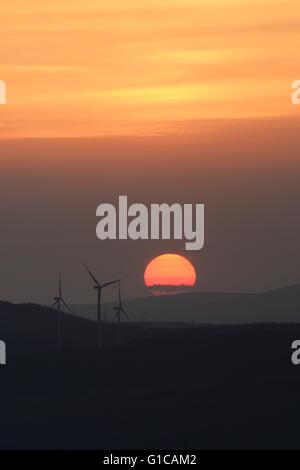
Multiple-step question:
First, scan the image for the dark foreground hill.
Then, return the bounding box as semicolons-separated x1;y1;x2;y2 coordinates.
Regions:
1;323;300;449
0;301;145;352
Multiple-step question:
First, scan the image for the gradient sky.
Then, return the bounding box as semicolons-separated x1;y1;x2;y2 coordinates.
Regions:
0;1;299;304
1;0;299;138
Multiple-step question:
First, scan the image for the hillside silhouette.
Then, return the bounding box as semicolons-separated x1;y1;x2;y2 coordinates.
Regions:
0;301;143;353
1;322;300;449
1;285;300;449
1;284;299;353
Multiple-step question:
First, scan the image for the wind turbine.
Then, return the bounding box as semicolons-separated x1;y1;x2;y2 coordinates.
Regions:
83;264;120;348
50;271;73;351
113;280;130;345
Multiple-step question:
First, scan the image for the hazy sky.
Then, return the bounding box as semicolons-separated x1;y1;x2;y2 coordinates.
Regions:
0;1;299;304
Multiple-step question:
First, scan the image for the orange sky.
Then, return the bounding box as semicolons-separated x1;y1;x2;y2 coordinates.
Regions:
0;0;299;138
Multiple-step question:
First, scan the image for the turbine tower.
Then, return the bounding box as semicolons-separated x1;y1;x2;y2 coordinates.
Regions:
50;271;73;351
83;264;119;348
113;280;130;345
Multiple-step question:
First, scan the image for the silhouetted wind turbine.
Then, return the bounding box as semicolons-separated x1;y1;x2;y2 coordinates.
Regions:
113;280;130;345
50;271;73;351
83;264;120;348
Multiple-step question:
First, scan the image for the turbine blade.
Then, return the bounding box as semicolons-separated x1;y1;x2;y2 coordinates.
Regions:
102;279;120;288
50;301;58;309
83;264;100;286
61;299;74;314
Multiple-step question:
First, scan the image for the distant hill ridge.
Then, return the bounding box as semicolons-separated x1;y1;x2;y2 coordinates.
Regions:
73;284;300;323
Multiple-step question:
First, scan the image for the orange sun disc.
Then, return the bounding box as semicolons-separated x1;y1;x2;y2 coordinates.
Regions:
144;253;196;294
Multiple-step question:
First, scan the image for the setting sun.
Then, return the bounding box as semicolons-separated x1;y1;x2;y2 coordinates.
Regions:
144;254;196;294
